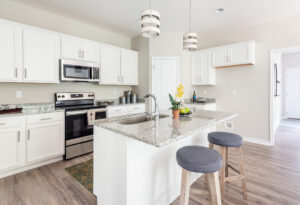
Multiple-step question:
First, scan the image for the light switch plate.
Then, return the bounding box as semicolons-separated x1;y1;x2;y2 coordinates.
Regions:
16;91;23;98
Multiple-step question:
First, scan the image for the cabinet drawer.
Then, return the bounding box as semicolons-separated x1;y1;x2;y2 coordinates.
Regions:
0;116;22;128
27;112;64;125
128;104;145;114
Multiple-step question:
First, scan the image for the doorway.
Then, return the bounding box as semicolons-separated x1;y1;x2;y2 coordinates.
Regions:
270;47;300;145
151;57;180;111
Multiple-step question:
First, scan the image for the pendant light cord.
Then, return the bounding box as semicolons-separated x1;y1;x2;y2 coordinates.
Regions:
189;0;192;32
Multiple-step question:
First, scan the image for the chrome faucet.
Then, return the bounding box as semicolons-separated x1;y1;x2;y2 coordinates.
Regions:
144;94;159;120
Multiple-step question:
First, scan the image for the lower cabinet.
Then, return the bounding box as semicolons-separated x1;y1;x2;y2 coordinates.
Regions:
0;127;22;172
0;112;64;178
27;122;64;164
107;104;146;118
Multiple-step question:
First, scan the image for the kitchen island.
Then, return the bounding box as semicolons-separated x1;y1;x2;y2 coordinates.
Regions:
93;110;237;205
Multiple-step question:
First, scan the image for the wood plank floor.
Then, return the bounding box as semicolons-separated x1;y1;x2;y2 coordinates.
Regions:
0;125;299;205
171;126;300;205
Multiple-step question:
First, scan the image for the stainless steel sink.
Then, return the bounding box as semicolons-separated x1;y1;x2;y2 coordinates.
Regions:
118;114;169;125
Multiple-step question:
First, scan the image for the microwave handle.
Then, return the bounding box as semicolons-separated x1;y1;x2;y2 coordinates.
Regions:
66;110;88;116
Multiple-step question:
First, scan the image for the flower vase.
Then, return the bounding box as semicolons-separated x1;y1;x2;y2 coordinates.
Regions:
172;109;180;119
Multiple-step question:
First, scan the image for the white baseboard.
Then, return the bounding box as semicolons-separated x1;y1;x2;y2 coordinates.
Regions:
243;137;272;146
0;156;63;179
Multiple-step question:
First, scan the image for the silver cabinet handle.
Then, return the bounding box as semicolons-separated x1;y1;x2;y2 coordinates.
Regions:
118;75;120;82
17;131;20;142
15;67;18;78
24;68;27;78
0;123;6;126
40;117;52;121
28;130;30;140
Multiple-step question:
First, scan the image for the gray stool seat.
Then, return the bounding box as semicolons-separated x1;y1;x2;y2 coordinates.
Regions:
176;146;222;173
208;132;243;147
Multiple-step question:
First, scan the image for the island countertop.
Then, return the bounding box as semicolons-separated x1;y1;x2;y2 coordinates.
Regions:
94;110;237;147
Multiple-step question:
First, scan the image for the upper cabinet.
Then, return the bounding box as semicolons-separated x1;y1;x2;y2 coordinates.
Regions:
61;36;99;63
100;44;121;84
0;21;22;82
211;41;255;68
100;44;139;85
191;49;216;85
121;49;138;85
23;28;60;83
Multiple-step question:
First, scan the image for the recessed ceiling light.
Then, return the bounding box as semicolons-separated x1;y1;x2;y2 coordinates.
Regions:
214;8;224;14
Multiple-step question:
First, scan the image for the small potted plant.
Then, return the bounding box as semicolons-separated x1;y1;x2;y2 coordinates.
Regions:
169;84;184;119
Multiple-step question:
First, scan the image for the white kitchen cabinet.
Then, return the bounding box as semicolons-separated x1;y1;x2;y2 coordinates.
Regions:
23;28;60;83
0;112;64;178
100;44;121;84
107;104;146;118
0;126;22;172
0;20;22;82
211;46;230;68
211;41;255;68
26;122;64;164
188;103;217;111
121;49;138;85
191;49;216;85
61;35;99;62
229;41;255;66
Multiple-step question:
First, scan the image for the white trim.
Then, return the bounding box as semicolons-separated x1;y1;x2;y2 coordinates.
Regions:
0;156;62;179
269;46;300;146
243;137;272;146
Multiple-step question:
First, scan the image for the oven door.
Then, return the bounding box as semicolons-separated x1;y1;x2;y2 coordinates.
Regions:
65;110;93;141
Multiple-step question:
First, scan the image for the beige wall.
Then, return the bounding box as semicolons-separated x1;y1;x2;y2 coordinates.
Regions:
194;14;300;143
0;0;132;104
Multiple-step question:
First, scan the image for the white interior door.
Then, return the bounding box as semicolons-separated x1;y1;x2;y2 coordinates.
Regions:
152;57;179;111
286;68;300;119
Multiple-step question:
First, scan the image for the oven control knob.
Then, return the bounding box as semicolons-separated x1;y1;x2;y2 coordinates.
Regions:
62;95;65;98
57;95;61;98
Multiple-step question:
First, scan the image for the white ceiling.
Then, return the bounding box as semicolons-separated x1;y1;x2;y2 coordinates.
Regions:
13;0;300;37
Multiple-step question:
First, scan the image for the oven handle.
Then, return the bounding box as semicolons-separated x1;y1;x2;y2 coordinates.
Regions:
66;108;108;116
66;110;88;116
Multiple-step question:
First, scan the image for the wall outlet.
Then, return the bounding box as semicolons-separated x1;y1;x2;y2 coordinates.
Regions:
224;121;234;129
16;91;23;98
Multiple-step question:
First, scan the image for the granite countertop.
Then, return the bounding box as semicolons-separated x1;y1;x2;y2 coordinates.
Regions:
184;98;216;105
94;110;237;147
0;103;64;117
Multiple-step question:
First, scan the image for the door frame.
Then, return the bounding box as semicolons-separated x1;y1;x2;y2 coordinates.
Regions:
269;46;300;146
150;57;180;111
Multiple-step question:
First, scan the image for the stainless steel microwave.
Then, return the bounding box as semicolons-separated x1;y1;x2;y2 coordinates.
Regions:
60;59;100;82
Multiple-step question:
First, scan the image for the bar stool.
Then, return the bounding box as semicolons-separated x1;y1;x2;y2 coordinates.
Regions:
176;146;222;205
208;132;247;197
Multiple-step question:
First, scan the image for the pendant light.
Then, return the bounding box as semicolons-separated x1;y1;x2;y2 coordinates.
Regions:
140;0;160;38
183;0;198;51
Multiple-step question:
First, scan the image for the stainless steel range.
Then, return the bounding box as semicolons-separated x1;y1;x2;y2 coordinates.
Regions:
55;92;107;160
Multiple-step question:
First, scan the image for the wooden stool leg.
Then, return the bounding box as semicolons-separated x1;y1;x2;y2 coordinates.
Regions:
208;172;222;205
209;142;213;149
225;147;229;177
237;147;247;197
219;146;226;196
180;168;191;205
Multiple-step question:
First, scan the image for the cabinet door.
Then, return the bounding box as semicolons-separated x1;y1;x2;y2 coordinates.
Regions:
23;28;60;83
27;122;64;164
191;51;201;85
100;44;121;84
0;128;21;172
81;40;99;63
61;36;81;60
0;21;22;82
200;50;210;84
211;46;229;67
230;41;255;65
121;49;138;85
